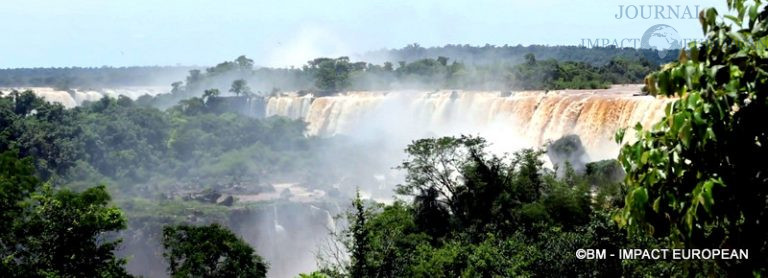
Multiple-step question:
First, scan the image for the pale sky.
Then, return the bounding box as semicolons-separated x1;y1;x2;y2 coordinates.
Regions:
0;0;726;68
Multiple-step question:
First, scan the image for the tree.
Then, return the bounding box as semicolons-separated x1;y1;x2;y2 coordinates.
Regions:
235;55;254;71
171;81;184;94
19;185;130;277
175;97;206;116
412;187;450;240
229;79;251;97
322;135;607;277
616;0;768;275
396;136;487;207
349;190;371;278
524;53;536;65
162;224;268;278
436;56;449;66
12;90;44;116
311;57;351;93
203;88;220;101
0;150;39;274
0;150;130;277
186;70;203;85
396;135;589;236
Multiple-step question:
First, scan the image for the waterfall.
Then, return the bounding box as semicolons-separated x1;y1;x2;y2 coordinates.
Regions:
266;94;314;119
273;205;285;234
264;85;671;160
0;87;169;108
7;85;672;160
310;205;337;233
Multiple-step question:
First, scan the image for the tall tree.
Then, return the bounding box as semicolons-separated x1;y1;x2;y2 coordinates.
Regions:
349;190;371;278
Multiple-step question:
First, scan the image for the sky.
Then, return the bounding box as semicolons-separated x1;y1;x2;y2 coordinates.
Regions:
0;0;726;68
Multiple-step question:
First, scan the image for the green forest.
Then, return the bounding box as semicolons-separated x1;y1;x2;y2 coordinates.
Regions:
0;66;192;89
138;51;659;108
1;46;665;106
1;0;768;277
0;91;304;276
152;52;659;104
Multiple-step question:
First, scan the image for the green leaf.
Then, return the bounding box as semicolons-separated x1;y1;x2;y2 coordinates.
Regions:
632;187;649;207
615;128;626;144
724;15;742;26
700;180;715;213
706;8;718;27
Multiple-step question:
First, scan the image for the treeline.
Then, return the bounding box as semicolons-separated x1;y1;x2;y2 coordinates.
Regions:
148;52;657;108
307;53;655;91
0;66;192;89
509;53;655;90
1;45;667;108
0;45;669;92
361;43;676;66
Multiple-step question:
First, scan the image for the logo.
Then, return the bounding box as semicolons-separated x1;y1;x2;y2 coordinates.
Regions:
615;5;700;20
578;3;704;59
641;24;682;58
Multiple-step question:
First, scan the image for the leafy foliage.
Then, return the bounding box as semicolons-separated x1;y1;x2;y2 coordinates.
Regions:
306;57;353;94
318;135;630;277
229;79;252;97
617;0;768;275
19;185;130;277
0;90;313;195
509;55;610;90
143;49;662;107
162;224;268;278
0;150;130;277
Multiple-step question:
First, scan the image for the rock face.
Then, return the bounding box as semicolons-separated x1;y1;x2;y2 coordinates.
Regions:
182;189;221;203
180;189;236;207
547;134;589;177
216;195;235;206
205;96;266;118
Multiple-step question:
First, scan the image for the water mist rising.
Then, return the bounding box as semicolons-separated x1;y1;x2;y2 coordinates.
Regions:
265;84;671;161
